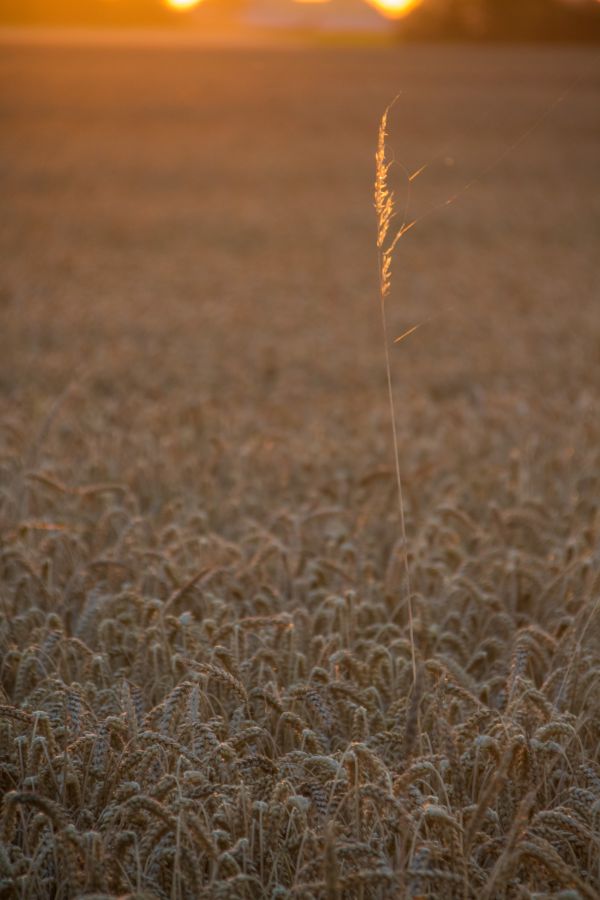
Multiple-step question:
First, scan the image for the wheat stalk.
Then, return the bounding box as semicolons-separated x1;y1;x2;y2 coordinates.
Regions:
374;100;417;686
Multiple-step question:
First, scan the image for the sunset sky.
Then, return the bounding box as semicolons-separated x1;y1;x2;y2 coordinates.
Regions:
0;0;425;21
2;0;600;34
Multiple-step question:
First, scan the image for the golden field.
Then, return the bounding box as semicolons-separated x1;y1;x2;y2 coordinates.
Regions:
0;42;599;898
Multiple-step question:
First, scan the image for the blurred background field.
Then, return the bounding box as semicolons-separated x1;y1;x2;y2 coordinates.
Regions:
1;44;599;519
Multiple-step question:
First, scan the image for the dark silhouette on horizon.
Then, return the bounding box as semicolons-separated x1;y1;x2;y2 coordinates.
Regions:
401;0;600;41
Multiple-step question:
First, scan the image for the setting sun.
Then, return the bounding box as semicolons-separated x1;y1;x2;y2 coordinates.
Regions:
166;0;202;10
366;0;423;18
162;0;424;20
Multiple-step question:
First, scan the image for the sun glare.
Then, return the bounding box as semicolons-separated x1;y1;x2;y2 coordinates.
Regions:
367;0;423;19
166;0;202;10
163;0;423;18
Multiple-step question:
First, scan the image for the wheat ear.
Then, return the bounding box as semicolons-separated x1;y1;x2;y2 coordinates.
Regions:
374;100;417;685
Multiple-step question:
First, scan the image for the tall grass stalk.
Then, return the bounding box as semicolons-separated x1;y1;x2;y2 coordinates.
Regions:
374;102;417;685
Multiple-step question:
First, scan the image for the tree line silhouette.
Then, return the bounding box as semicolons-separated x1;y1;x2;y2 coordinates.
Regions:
402;0;600;41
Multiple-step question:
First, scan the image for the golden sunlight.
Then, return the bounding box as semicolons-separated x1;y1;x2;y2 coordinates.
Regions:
166;0;203;10
366;0;423;19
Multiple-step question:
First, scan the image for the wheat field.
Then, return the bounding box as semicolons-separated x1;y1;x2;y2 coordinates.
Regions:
1;43;599;899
